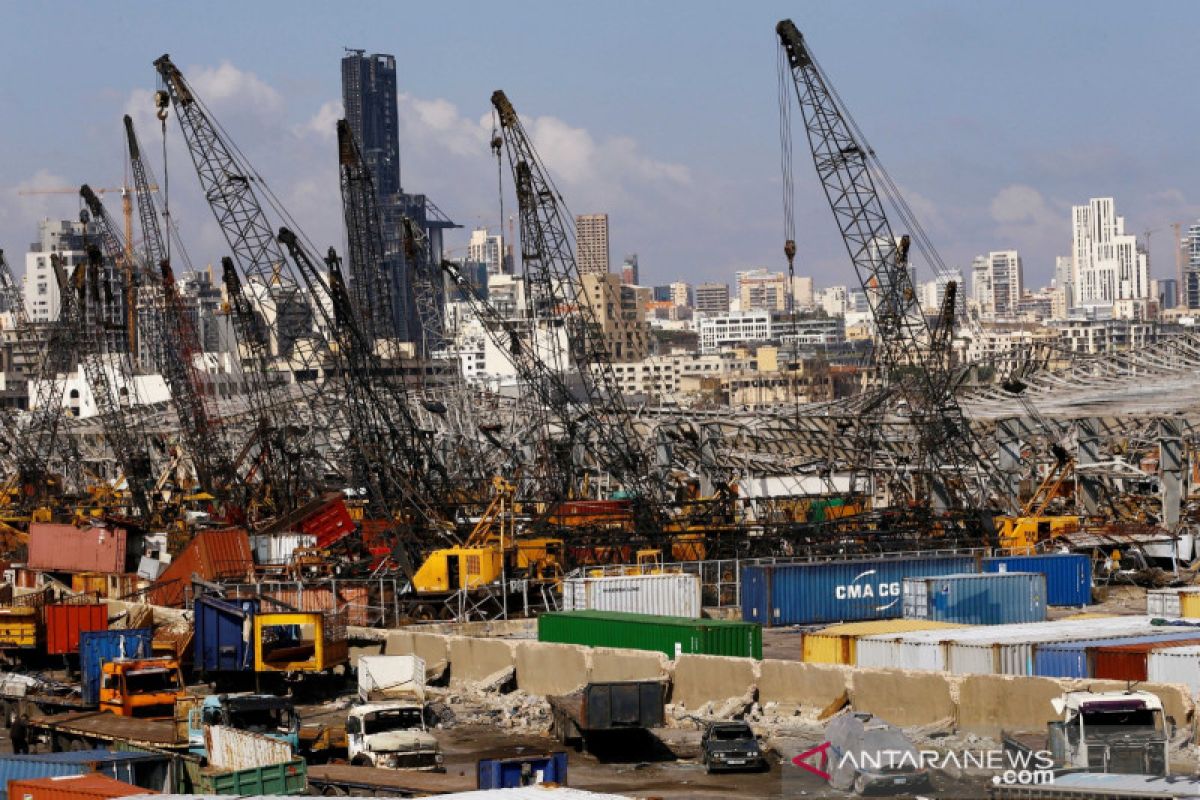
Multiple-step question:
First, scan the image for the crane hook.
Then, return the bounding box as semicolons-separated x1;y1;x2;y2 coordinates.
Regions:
154;90;170;121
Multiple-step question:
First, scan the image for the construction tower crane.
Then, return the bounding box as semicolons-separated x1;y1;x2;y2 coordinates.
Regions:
775;21;1010;514
488;90;667;529
124;115;234;494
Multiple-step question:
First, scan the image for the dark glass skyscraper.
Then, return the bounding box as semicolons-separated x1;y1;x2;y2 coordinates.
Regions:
341;49;456;350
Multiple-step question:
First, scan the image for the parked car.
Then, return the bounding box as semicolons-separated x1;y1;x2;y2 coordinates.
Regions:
825;712;930;795
701;721;767;773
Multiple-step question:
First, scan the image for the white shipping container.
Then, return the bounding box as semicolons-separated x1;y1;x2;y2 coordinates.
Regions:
1147;645;1200;696
204;724;293;770
856;617;1162;673
1146;587;1200;619
561;572;701;618
251;533;317;565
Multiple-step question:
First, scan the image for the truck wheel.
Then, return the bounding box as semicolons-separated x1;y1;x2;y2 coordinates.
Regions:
321;786;348;796
68;738;88;751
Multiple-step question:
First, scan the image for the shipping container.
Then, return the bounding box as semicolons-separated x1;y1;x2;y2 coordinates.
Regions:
253;611;348;673
203;725;293;771
183;757;306;796
1146;587;1200;619
259;493;355;551
538;610;761;660
561;573;701;618
982;553;1092;606
1090;637;1200;682
79;629;152;706
194;596;259;674
7;773;151;800
71;574;108;598
477;753;568;790
1147;645;1200;696
1032;630;1200;678
801;619;967;665
854;617;1169;674
27;525;126;574
741;555;978;627
901;573;1047;625
149;530;253;608
1178;592;1200;620
45;604;108;656
250;534;316;566
0;752;171;800
0;607;38;649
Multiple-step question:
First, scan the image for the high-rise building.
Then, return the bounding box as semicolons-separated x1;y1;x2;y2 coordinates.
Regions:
621;254;639;286
694;282;729;315
575;214;610;275
1071;197;1149;308
468;228;508;276
792;276;814;310
578;273;649;362
669;282;692;308
970;252;1023;318
737;269;788;312
1151;277;1178;311
1186;222;1200;309
342;49;456;348
1054;255;1074;309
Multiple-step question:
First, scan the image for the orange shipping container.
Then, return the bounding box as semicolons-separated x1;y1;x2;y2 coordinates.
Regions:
45;603;108;655
27;524;126;574
7;773;152;800
1091;638;1200;681
149;529;253;607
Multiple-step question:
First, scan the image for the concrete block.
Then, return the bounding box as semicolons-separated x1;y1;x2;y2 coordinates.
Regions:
956;674;1065;736
383;631;415;656
348;642;384;670
851;668;954;727
758;659;849;709
514;641;589;696
590;647;670;683
409;632;450;669
447;635;516;685
671;654;758;709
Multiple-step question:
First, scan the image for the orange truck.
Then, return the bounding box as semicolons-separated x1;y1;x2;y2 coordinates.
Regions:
98;657;186;718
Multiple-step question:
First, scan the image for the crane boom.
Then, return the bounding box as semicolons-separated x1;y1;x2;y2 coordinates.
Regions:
776;21;1006;512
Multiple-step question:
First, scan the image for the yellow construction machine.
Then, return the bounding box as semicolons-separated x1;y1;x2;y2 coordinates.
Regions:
995;455;1081;553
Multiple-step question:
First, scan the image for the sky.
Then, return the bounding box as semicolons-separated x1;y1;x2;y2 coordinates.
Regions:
1;0;1198;291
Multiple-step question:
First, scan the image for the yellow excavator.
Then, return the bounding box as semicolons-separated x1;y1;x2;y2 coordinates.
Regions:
995;451;1081;554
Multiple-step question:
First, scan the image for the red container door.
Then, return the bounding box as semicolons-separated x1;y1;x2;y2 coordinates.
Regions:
45;604;109;655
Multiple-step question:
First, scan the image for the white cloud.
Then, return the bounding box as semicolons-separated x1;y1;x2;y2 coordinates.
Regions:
188;62;284;120
294;100;343;142
989;184;1052;226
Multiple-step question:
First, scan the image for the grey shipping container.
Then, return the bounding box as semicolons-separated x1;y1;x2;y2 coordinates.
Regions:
741;555;979;626
0;751;172;800
902;572;1047;625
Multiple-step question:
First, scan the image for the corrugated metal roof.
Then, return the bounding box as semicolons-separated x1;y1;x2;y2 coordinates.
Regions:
809;619;967;636
1039;771;1200;797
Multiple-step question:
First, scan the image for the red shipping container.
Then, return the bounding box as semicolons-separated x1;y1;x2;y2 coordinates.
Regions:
1091;638;1200;681
26;524;127;574
44;603;108;655
8;773;152;800
149;528;253;607
300;497;356;550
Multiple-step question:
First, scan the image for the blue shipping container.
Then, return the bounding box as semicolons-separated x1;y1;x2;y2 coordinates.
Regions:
741;555;979;626
80;628;152;706
983;554;1092;606
0;751;171;800
1033;630;1200;678
477;752;568;789
902;572;1047;625
194;596;259;673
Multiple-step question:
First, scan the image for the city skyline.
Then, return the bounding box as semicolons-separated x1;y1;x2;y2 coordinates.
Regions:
0;2;1198;292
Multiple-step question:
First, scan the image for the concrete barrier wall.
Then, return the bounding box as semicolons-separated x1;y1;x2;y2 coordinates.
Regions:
372;627;1196;736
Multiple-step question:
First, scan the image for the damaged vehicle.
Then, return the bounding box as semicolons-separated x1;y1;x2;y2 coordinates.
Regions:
824;712;931;795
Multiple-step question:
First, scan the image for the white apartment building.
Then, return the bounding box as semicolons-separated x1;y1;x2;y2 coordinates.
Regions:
575;214;610;275
971;251;1022;318
1071;197;1149;308
609;351;753;400
669;281;692;308
467;227;507;275
698;310;773;352
736;269;788;312
23;218;100;323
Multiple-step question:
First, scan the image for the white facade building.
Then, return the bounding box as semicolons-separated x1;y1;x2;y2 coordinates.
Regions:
468;227;507;276
971;252;1022;318
698;310;773;353
1071;197;1149;308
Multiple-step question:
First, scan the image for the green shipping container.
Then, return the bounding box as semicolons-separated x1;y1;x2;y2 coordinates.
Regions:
538;610;762;659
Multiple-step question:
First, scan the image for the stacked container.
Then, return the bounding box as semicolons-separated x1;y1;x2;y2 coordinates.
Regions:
1032;630;1200;678
538;610;762;659
1092;638;1200;681
44;605;107;656
561;573;701;618
982;553;1091;606
741;554;978;627
1146;587;1200;619
0;752;170;800
801;619;966;665
901;573;1046;625
6;774;150;800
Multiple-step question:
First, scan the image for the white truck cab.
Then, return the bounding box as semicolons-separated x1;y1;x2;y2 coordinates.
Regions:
347;655;442;771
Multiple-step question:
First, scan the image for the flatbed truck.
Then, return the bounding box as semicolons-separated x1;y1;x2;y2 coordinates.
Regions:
306;763;472;797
